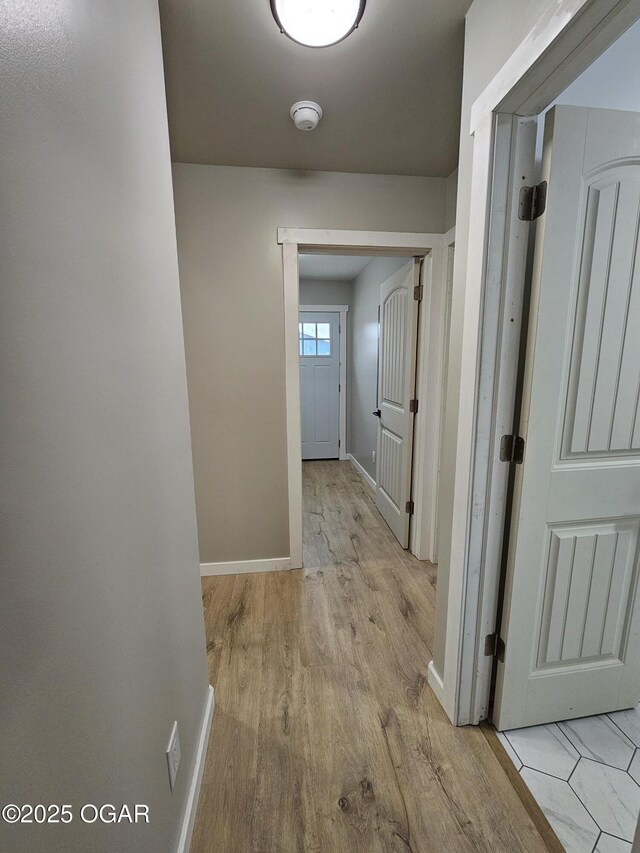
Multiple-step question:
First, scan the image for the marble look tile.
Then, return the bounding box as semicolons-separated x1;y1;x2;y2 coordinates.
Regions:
559;716;635;770
627;750;640;786
505;723;579;779
570;758;640;841
594;834;632;853
497;730;522;770
520;767;600;853
608;706;640;747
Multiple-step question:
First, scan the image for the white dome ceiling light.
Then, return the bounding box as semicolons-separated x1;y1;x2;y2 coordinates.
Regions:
290;101;323;131
271;0;367;48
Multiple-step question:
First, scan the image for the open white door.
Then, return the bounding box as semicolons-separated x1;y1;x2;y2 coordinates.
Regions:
494;106;640;730
375;259;420;548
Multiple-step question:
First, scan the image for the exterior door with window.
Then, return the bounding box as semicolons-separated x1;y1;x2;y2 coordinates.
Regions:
299;312;340;460
494;106;640;730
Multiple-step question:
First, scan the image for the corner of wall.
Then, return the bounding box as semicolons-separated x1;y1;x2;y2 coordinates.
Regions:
445;168;459;233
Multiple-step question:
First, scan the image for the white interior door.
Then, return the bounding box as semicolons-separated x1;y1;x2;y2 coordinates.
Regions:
375;260;420;547
299;312;340;460
494;106;640;730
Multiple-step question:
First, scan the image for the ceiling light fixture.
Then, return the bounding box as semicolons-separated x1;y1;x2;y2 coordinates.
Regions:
270;0;366;48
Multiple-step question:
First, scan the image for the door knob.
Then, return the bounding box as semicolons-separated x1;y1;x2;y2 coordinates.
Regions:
373;409;381;418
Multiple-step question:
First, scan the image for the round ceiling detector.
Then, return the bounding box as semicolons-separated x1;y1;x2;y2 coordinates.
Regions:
271;0;366;48
290;101;323;132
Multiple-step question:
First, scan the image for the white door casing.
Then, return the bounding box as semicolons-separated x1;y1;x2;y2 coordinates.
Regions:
299;311;340;460
434;241;455;562
375;259;421;548
455;114;539;726
410;237;455;563
279;232;442;571
494;105;640;730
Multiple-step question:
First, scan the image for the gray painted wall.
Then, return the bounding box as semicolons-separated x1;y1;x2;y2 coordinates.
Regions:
0;3;209;851
299;278;353;307
349;258;409;480
173;164;446;564
444;168;459;233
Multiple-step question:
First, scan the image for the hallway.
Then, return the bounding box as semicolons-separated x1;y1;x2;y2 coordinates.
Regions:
192;461;552;852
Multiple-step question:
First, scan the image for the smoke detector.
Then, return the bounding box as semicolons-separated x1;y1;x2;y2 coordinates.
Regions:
290;101;323;132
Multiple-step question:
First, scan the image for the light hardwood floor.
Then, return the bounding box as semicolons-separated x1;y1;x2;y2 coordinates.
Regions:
192;460;552;852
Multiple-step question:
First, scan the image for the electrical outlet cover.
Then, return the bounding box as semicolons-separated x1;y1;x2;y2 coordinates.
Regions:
166;721;181;791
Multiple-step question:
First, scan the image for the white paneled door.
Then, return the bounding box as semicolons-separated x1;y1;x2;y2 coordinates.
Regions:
299;312;340;460
375;260;420;548
494;106;640;730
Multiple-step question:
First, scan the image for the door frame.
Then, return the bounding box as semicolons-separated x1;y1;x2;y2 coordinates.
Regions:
299;304;349;461
278;228;445;568
443;0;640;726
411;227;455;562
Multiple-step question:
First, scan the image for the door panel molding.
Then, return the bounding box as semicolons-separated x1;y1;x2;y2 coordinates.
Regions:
536;518;640;669
561;165;640;459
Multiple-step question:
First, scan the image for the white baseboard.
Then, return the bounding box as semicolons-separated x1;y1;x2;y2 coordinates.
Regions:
347;453;376;493
427;660;446;708
176;684;215;853
200;557;291;577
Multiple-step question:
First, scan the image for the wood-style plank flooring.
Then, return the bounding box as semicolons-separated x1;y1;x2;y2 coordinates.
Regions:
192;460;550;852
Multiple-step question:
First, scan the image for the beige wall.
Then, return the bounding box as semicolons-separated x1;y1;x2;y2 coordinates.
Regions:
299;278;353;307
173;164;446;564
444;168;459;232
432;0;595;676
0;2;209;851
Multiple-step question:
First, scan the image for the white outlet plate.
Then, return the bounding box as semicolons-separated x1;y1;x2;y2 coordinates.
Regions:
372;450;376;464
166;721;181;791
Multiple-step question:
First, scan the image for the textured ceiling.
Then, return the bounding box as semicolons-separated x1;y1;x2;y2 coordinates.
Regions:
159;0;471;177
299;254;376;280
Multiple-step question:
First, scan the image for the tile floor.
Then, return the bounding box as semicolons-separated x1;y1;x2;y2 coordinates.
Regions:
498;706;640;852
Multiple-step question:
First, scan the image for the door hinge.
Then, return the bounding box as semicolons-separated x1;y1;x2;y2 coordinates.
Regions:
338;384;341;392
518;180;548;221
500;434;525;464
484;633;506;662
405;500;414;515
338;439;341;448
413;284;423;302
409;398;419;414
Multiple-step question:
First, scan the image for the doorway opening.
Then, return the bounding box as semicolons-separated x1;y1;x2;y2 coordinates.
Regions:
451;12;640;850
444;0;640;733
298;253;421;551
278;228;454;570
298;252;367;464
